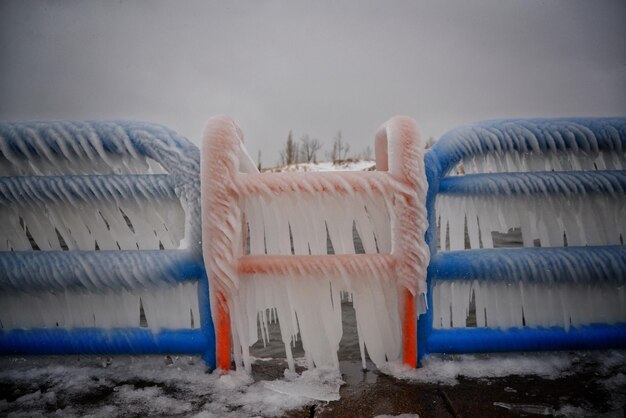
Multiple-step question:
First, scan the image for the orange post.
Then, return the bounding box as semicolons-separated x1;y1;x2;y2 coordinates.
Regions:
216;291;231;370
402;288;417;367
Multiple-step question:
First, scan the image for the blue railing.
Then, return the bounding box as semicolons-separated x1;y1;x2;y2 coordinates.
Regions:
418;118;626;362
0;121;215;368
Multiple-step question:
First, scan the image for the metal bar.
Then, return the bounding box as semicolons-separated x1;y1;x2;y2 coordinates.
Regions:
0;174;177;206
202;115;242;371
418;151;443;364
215;290;231;370
438;170;626;196
374;116;426;368
0;327;209;355
426;324;626;354
0;120;195;161
428;246;626;284
0;250;204;291
238;254;396;278
197;270;216;369
402;288;417;366
236;171;411;198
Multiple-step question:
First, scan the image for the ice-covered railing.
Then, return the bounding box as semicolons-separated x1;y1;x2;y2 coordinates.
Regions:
446;118;626;175
0;121;214;365
202;115;429;372
419;118;626;360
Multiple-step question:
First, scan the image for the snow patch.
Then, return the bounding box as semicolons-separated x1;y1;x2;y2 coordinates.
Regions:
381;352;574;385
266;159;376;173
0;356;331;417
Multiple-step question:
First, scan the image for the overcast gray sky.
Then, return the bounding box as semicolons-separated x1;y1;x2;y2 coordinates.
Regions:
1;0;625;165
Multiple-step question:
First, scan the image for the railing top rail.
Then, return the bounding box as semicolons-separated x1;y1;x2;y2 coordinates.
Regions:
427;117;626;178
0;120;197;163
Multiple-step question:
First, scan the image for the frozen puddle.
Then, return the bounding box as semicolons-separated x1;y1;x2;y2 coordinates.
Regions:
262;368;343;402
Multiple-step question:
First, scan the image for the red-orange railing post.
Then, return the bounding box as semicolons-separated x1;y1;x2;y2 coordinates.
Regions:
376;116;428;368
203;115;428;372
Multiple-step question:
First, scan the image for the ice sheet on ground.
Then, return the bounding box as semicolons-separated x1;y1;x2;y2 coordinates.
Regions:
262;367;343;401
381;352;577;385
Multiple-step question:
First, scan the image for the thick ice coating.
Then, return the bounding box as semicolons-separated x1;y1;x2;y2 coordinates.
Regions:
432;280;626;331
429;118;626;177
0;121;203;331
202;115;429;373
427;117;626;335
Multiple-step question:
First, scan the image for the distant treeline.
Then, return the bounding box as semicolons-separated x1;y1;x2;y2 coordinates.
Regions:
257;130;374;170
256;131;435;170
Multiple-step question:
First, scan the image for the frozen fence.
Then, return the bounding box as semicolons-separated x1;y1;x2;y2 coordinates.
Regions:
202;115;429;372
2;117;624;371
419;118;626;360
0;121;214;365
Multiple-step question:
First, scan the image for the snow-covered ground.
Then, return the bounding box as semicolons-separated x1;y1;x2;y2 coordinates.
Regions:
0;355;340;417
1;350;625;417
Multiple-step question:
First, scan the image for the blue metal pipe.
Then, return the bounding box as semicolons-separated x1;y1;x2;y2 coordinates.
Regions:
0;174;177;206
429;246;626;284
426;323;626;354
439;170;626;197
0;250;204;291
0;120;196;162
0;327;209;355
418;151;443;364
429;118;626;177
198;270;216;369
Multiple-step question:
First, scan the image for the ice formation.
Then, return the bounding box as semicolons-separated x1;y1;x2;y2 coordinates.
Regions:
0;283;199;330
428;117;626;333
202;115;429;372
0;121;202;331
434;118;626;176
436;192;624;250
0;176;184;251
458;148;625;175
432;281;625;331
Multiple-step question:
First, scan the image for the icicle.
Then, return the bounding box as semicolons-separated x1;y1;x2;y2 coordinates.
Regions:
431;280;626;331
451;147;626;175
436;190;624;251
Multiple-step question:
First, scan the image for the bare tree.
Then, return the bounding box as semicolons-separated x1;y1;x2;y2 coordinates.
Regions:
279;130;299;166
329;130;350;163
299;134;322;163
